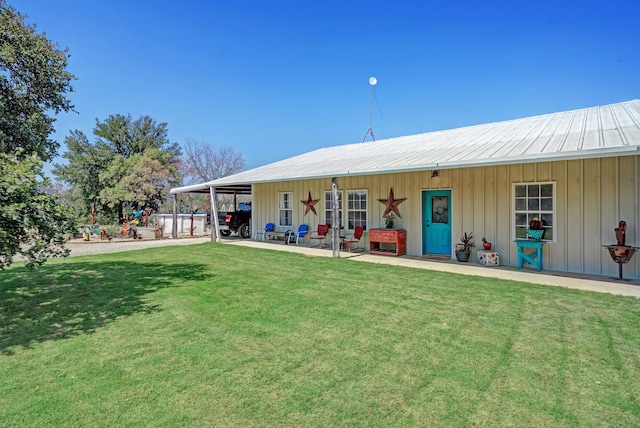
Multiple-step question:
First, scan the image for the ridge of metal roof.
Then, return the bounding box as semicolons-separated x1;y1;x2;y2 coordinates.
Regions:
171;99;640;194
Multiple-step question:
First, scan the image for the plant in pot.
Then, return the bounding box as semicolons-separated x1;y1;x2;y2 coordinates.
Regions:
455;232;474;262
527;217;545;241
384;213;395;229
481;237;492;250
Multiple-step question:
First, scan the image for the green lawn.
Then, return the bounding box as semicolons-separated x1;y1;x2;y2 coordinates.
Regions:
1;243;639;427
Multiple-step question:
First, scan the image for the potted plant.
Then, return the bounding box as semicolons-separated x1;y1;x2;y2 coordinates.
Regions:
481;237;491;250
529;217;544;230
455;232;474;262
384;213;395;229
527;217;545;240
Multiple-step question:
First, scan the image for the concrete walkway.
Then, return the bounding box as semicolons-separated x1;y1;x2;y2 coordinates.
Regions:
223;238;640;298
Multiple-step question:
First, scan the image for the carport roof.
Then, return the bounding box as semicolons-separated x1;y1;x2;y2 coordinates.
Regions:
170;99;640;195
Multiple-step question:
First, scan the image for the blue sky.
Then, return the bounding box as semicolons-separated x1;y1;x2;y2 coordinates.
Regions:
10;1;640;175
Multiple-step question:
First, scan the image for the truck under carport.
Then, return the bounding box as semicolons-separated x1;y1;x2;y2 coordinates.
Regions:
168;182;252;242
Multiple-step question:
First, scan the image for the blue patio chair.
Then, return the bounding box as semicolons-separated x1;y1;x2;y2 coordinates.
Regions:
292;224;309;245
255;222;275;241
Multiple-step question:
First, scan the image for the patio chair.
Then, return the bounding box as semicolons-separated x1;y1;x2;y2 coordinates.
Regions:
291;224;309;245
308;224;329;248
342;226;364;252
255;222;275;241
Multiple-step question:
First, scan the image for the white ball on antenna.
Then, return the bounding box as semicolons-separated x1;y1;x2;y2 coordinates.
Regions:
369;76;377;86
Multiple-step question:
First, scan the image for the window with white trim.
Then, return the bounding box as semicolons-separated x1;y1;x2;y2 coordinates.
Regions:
514;182;555;241
324;190;343;228
347;190;367;230
278;192;293;227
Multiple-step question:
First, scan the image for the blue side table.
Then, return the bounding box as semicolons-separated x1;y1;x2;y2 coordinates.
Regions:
515;240;546;271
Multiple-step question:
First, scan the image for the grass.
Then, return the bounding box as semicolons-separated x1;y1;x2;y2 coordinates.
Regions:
1;243;639;427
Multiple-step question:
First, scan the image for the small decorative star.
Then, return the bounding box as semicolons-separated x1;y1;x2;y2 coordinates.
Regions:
301;191;319;216
378;188;406;218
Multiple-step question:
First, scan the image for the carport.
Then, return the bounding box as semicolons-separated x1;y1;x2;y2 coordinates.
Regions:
168;182;252;242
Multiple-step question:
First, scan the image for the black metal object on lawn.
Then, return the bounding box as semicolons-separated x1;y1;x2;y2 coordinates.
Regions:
603;221;639;280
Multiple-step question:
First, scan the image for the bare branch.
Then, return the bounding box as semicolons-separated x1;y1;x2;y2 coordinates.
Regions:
181;138;245;184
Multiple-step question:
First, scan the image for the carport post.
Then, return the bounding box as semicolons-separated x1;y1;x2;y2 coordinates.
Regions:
251;184;256;239
172;194;178;239
331;178;340;257
210;186;221;242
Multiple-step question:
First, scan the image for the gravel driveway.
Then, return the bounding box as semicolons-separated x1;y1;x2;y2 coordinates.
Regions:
64;236;213;257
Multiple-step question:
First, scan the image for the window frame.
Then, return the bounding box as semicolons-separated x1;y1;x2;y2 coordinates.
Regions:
346;189;368;231
278;192;293;227
512;181;555;242
324;190;343;228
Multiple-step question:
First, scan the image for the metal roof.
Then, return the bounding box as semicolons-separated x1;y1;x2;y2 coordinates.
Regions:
171;99;640;194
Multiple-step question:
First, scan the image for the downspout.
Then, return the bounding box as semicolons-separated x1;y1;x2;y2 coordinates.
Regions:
210;186;221;242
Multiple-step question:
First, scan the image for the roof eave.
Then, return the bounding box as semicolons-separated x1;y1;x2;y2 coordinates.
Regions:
171;144;640;193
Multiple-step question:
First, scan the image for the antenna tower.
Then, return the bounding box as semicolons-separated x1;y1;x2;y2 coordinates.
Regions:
362;76;377;142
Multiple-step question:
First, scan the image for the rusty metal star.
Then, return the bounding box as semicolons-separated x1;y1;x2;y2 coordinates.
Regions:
378;188;406;218
301;191;320;216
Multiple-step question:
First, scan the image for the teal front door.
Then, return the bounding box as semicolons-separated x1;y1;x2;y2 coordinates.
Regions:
422;190;452;255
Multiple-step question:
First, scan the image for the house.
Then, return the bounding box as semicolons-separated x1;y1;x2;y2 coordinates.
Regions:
170;100;640;279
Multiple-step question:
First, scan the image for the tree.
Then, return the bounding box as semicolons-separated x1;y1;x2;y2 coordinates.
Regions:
93;114;180;161
0;1;75;161
0;2;76;269
0;153;75;269
176;139;246;215
99;152;177;214
52;130;112;222
181;138;245;184
54;114;181;222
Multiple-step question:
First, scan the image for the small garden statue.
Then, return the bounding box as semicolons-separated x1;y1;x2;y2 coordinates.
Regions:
615;220;626;246
143;207;153;227
481;237;491;250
